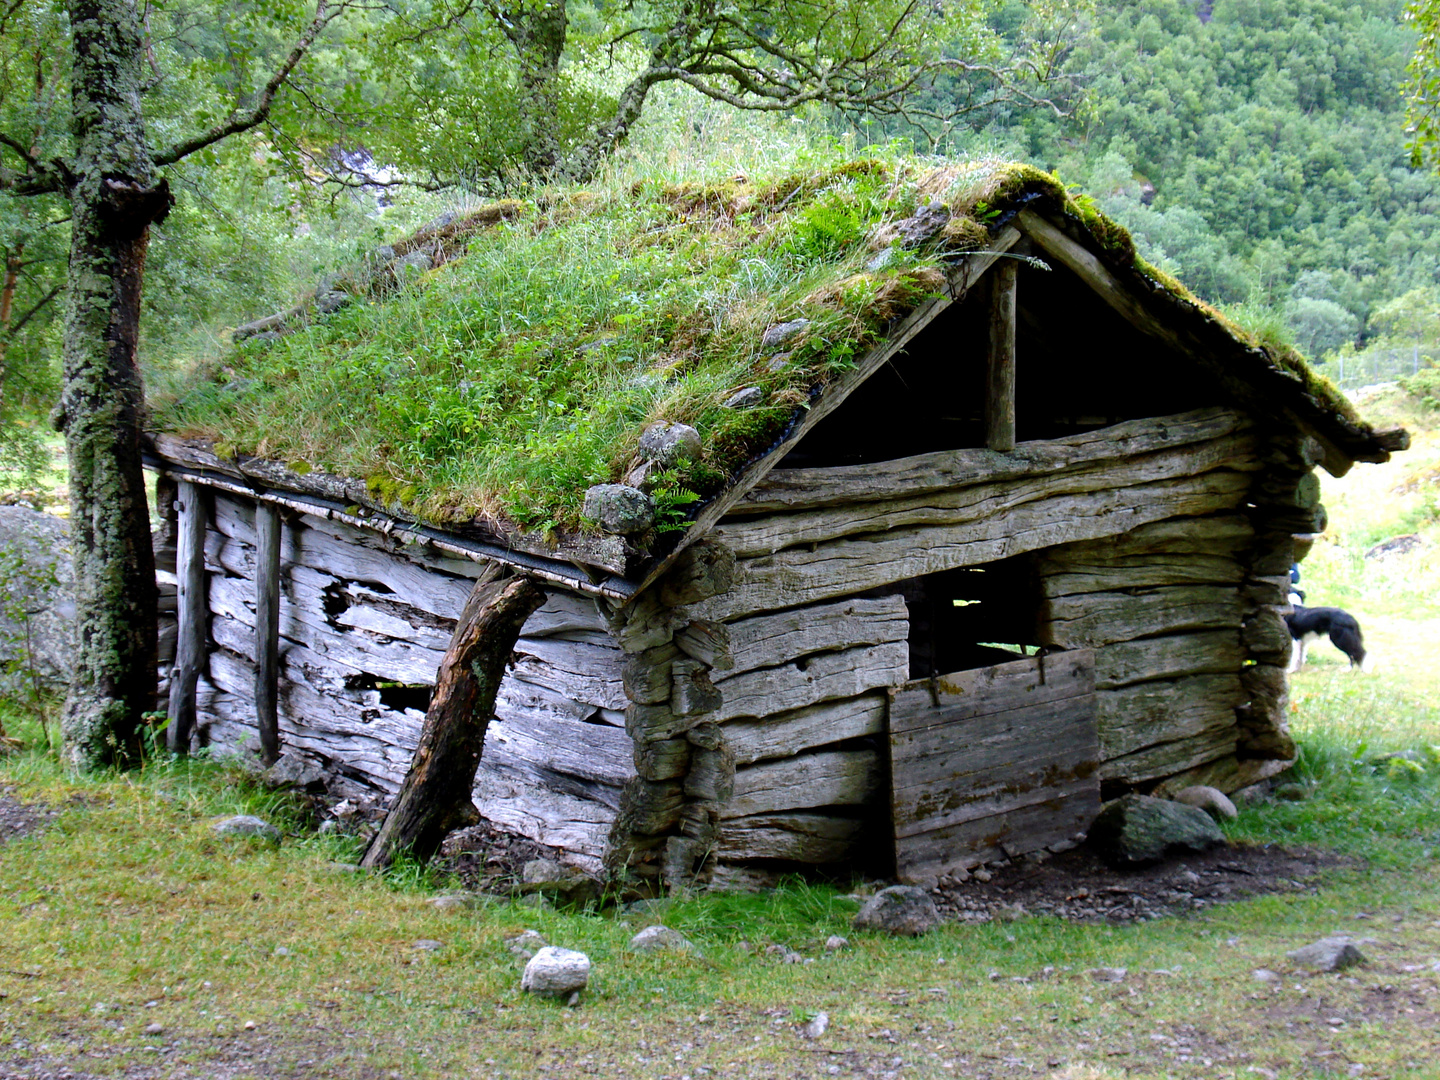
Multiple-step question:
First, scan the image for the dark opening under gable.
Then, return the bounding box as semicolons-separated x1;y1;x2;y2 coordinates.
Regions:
778;253;1231;470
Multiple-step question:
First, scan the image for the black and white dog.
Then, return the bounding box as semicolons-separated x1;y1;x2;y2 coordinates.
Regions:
1286;600;1374;673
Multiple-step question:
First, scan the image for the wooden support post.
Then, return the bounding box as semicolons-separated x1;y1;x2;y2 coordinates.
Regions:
361;564;545;869
167;481;208;754
253;502;282;766
986;259;1017;453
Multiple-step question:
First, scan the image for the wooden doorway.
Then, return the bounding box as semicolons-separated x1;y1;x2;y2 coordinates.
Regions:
889;650;1100;885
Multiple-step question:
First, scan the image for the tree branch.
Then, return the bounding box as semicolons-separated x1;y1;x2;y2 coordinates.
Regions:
154;0;348;167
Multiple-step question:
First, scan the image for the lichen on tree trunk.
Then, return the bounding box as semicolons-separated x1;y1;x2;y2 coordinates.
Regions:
57;0;172;767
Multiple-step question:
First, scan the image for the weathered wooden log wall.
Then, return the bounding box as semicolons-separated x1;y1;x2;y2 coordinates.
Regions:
624;407;1269;886
180;489;632;871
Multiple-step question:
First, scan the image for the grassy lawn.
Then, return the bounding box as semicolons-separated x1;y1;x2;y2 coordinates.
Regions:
1;390;1439;1079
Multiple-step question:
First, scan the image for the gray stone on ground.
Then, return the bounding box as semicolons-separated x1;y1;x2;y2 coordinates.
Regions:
519;858;602;908
427;893;481;913
761;318;810;351
1172;785;1238;821
210;815;281;842
722;386;763;409
638;422;702;467
1087;794;1224;869
505;930;548;960
261;752;330;795
1287;936;1365;972
583;484;655;534
1088;967;1128;983
628;925;695;952
412;939;444;952
395;250;433;276
521;946;591;997
851;885;940;937
314;291;350;315
824;935;848;952
802;1012;829;1039
0;506;74;692
1365;533;1422;560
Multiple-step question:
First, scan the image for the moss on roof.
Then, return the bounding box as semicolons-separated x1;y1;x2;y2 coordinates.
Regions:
154;155;1396;554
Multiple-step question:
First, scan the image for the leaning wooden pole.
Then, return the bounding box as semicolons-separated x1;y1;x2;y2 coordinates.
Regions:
986;259;1018;453
167;481;207;754
253;502;283;766
360;564;544;869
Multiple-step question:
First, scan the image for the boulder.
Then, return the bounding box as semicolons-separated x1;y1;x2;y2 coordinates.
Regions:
1287;936;1364;972
1171;785;1238;822
521;946;591;997
638;423;702;467
0;506;74;692
583;484;655;535
519;858;603;908
851;885;939;937
628;925;695;952
262;752;331;795
895;201;952;247
1087;794;1224;868
722;387;763;409
210;815;281;842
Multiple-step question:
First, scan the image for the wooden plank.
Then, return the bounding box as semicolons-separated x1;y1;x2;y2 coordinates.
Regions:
986;259;1017;453
1043;513;1254;560
253;502;282;765
1039;554;1243;597
717;814;867;863
737;408;1251;513
1098;727;1238;786
482;709;634;789
896;787;1098;883
1093;630;1242;690
713;431;1257;557
718;595;909;676
889;652;1100;883
890;650;1093;735
724;749;880;818
472;759;614;871
713;640;910;722
167;481;208;754
1095;673;1243;761
509;636;627;711
627;227;1024;598
1042;585;1242;648
691;470;1252;620
724;693;888;766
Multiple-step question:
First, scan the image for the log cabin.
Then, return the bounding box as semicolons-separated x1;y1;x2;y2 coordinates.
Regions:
148;159;1407;891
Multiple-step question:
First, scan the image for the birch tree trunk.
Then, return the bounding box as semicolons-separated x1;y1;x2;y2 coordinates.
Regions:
57;0;170;767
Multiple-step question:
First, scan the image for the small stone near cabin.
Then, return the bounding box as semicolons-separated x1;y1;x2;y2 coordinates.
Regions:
210;815;281;842
1171;785;1238;821
894;201;952;247
521;946;591;997
521;858;603;908
722;386;763;409
1088;967;1128;983
315;291;350;315
851;885;940;937
412;939;444;952
1087;794;1223;869
824;935;848;952
802;1011;830;1039
261;752;330;795
1287;936;1365;972
638;422;702;467
760;318;810;351
428;893;481;913
583;484;655;534
1365;533;1421;560
395;250;434;277
628;925;695;953
505;930;548;960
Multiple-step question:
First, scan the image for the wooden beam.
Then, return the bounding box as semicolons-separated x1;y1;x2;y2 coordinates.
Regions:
253;502;282;766
986;259;1017;452
166;481;208;754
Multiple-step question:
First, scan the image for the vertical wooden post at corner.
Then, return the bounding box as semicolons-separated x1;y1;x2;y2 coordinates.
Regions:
167;480;208;754
986;258;1018;454
254;501;283;767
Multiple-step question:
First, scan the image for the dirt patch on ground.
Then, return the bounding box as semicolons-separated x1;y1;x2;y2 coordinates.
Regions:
933;841;1360;924
0;786;53;848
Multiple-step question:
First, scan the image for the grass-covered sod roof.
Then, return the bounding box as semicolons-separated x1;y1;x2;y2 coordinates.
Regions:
155;156;1397;549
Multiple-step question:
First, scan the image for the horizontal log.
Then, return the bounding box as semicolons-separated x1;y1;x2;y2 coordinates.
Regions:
685;743;737;802
717;814;867;863
890;650;1092;736
718;595;909;676
1151;754;1291;798
1093;630;1243;690
1095;673;1243;763
674;620;734;670
739;408;1251;512
1039;554;1242;598
482;708;633;789
716;432;1258;557
672;658;722;716
510;637;627;712
1041;514;1254;561
1042;586;1242;649
1097;727;1238;787
724;749;880;818
472;761;613;871
691;470;1252;620
713;641;910;722
723;693;888;766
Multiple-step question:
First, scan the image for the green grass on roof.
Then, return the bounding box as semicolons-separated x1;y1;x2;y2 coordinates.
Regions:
153;153;1367;538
